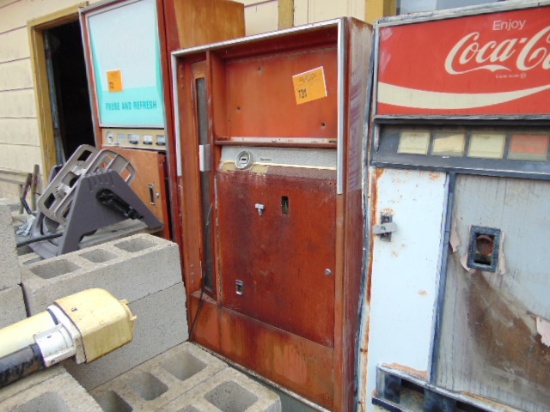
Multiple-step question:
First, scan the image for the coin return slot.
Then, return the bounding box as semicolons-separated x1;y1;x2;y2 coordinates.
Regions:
236;280;244;295
282;196;289;215
467;226;501;272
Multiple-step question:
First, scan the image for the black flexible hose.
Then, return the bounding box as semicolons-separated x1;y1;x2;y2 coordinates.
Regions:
16;232;63;248
0;344;45;389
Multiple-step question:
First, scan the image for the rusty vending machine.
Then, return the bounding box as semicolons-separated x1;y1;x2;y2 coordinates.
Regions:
80;0;244;240
361;1;550;411
173;19;372;410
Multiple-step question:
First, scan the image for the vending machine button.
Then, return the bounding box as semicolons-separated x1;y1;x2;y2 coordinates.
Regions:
106;131;114;144
156;135;166;146
128;134;140;144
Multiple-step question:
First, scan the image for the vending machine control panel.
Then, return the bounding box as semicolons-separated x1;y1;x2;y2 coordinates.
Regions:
102;128;167;150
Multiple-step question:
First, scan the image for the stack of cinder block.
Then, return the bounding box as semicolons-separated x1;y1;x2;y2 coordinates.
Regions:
0;198;103;410
0;199;27;329
20;233;188;390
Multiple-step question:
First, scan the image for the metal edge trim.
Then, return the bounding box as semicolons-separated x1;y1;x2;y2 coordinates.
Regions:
172;18;343;58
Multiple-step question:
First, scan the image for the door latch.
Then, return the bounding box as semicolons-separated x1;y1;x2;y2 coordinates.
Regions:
373;214;396;241
255;203;265;216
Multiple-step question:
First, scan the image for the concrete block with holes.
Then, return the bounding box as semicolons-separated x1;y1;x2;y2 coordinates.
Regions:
0;197;20;213
90;342;281;412
0;199;21;289
164;367;282;412
21;233;182;314
63;282;188;390
0;284;27;328
0;366;102;411
90;342;227;411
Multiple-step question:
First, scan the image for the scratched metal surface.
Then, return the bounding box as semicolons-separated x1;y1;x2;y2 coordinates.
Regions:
217;166;337;347
437;175;550;412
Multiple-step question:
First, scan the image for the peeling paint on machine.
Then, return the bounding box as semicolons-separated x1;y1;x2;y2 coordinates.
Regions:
360;1;550;411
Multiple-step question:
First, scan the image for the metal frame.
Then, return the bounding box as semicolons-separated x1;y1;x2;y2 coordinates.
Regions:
171;18;347;194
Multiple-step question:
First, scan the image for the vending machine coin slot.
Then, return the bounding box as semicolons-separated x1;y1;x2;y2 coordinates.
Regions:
236;150;253;169
236;280;244;296
467;226;501;272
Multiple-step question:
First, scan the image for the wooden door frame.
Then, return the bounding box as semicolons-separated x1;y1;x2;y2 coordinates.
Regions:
28;3;88;181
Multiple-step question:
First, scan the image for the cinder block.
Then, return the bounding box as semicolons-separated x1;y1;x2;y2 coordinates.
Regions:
0;200;20;289
91;342;227;411
64;282;188;390
0;366;102;412
163;368;282;412
0;197;20;213
0;284;26;328
21;233;182;314
19;252;41;266
0;366;63;404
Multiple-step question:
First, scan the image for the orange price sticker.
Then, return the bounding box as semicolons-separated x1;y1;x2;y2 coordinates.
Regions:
292;66;327;105
107;70;123;93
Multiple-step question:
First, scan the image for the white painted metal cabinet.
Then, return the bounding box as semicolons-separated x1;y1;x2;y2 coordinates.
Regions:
360;1;550;411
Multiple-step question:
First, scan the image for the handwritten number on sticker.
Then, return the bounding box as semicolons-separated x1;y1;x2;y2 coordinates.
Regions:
292;67;327;105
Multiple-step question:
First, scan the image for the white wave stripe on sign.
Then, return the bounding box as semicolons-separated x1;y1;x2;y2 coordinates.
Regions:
378;82;550;110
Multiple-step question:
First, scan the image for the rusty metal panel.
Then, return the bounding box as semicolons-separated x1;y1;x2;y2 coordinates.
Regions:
175;18;372;411
188;293;335;409
217;166;337;347
437;175;550;412
222;48;338;139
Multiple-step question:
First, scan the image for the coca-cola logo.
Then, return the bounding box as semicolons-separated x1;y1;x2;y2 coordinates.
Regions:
445;26;550;74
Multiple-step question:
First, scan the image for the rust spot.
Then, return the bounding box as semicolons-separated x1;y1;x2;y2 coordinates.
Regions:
391;250;399;257
418;290;427;296
429;171;441;181
367;168;384;305
469;272;550;397
384;363;428;381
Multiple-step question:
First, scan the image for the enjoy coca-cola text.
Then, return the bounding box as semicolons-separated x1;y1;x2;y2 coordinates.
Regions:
445;26;550;74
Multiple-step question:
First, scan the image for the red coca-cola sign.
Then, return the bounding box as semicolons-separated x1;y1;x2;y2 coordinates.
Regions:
377;5;550;115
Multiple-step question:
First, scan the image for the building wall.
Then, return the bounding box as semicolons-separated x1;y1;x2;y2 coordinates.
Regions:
295;0;365;25
0;0;368;201
0;0;102;200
